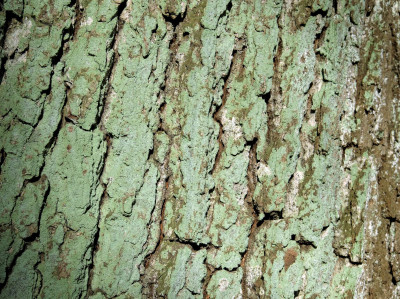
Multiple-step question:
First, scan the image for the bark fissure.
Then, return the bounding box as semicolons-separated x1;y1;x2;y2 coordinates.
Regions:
211;50;237;175
86;1;128;294
241;137;258;298
0;180;47;292
140;4;185;274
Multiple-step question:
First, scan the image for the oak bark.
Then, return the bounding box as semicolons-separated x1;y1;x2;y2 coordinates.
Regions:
0;0;400;298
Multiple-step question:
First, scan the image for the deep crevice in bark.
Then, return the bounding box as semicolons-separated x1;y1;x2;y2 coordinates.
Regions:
256;210;283;227
202;262;215;299
72;0;83;40
241;137;258;298
211;49;237;175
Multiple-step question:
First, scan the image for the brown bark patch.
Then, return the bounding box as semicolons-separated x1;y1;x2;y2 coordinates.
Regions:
54;261;70;279
284;248;298;271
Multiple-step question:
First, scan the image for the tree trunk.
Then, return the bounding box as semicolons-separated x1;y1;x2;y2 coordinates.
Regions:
0;0;399;298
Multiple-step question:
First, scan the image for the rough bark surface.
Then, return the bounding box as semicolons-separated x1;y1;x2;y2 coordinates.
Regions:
0;0;399;298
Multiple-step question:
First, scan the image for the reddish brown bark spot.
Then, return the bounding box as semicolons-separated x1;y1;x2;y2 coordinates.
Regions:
284;248;298;271
54;261;70;279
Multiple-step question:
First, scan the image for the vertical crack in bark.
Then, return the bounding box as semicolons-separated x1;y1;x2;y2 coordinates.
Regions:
86;133;111;297
0;148;5;174
72;0;83;41
143;172;169;271
86;1;128;295
33;253;44;297
267;12;283;152
202;262;215;299
43;5;79;155
0;9;23;84
199;39;240;299
240;7;286;297
138;6;189;262
240;137;258;298
51;22;74;69
92;0;128;132
211;50;236;175
201;47;240;299
332;0;338;14
139;7;186;293
141;104;172;275
0;242;27;291
0;176;50;293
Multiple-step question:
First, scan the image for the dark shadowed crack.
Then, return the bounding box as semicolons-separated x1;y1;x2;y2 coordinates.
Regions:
202;262;215;299
71;0;83;41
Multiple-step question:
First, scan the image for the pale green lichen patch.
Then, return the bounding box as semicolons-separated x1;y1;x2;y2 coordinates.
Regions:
206;268;243;299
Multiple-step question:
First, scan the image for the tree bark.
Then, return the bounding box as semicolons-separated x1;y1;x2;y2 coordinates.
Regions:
0;0;399;298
